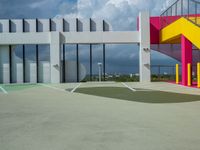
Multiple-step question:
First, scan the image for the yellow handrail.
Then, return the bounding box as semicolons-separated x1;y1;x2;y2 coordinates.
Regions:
187;63;191;86
197;63;200;88
176;64;179;84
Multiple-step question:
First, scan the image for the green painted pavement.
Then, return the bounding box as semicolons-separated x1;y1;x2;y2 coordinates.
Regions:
75;87;200;103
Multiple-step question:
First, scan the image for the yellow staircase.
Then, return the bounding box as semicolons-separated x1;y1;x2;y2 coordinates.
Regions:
160;17;200;49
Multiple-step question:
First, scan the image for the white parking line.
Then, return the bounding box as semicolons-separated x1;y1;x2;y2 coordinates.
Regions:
121;82;136;92
136;89;156;92
40;84;66;92
71;83;82;93
0;86;8;94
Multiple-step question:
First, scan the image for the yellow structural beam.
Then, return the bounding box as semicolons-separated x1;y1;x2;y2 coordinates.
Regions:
160;17;200;49
197;63;200;88
176;64;179;84
187;63;191;86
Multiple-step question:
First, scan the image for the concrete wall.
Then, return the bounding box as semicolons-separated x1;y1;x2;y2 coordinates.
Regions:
0;20;9;33
139;11;151;82
78;19;90;32
38;19;50;32
24;19;36;32
0;18;110;33
51;19;63;32
50;32;61;83
10;20;23;33
91;19;103;31
62;32;139;44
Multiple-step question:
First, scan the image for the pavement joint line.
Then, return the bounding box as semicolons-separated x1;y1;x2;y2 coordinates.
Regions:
0;86;8;94
40;84;66;92
121;82;136;92
71;83;82;93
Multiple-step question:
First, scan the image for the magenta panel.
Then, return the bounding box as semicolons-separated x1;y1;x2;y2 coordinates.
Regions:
181;35;192;86
150;17;160;44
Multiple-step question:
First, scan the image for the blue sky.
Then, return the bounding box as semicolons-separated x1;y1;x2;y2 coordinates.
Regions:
0;0;77;19
0;0;178;74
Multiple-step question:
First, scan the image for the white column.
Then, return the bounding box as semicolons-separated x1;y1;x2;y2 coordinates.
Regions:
50;32;61;83
0;45;10;83
139;11;151;82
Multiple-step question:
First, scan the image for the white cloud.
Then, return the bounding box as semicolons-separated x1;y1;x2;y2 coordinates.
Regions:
56;0;175;31
54;0;178;66
29;0;49;9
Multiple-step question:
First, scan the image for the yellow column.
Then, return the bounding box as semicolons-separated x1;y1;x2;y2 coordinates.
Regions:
176;64;179;84
197;63;200;88
187;63;191;86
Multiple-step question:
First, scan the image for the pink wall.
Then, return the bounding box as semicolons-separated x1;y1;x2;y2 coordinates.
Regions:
150;17;160;44
149;16;180;44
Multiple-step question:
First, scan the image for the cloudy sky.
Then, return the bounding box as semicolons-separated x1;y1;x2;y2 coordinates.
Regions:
0;0;178;74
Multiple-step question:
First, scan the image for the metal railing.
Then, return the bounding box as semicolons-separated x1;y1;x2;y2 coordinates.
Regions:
151;64;200;82
160;0;200;29
151;65;176;81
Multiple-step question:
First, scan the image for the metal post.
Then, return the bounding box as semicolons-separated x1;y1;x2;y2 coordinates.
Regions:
195;2;197;24
36;45;39;83
9;45;12;83
98;63;102;82
170;7;173;24
166;9;168;25
172;66;175;80
90;44;92;81
76;18;79;82
22;18;25;82
103;44;106;81
103;20;106;81
76;44;79;82
89;18;93;81
158;65;161;81
35;19;39;83
181;0;183;15
171;5;173;16
160;14;162;29
188;0;190;18
63;44;66;83
22;45;25;83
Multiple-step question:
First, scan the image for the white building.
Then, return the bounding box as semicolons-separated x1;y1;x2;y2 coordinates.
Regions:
0;12;150;84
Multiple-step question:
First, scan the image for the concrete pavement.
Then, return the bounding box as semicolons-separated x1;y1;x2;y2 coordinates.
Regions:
0;82;200;150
